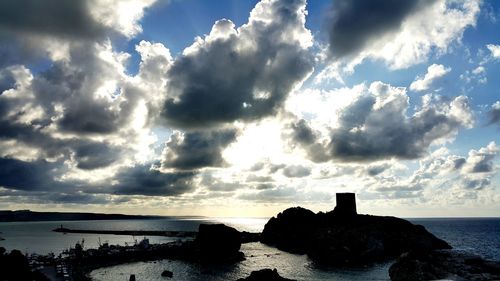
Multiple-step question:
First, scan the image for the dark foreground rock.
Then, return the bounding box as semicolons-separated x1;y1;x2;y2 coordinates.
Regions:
161;269;173;277
389;250;500;281
0;247;49;281
261;207;451;265
236;268;296;281
195;223;244;263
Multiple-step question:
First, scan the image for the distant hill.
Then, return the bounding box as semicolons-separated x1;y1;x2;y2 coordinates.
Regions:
0;210;166;222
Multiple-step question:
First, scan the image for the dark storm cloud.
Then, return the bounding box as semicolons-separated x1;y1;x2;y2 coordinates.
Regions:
73;142;121;170
32;53;125;135
289;83;472;162
0;158;64;191
0;189;126;205
327;0;428;58
43;192;110;204
288;119;329;163
112;164;196;196
58;99;120;134
161;128;238;170
161;0;313;128
0;68;16;93
0;0;105;38
0;118;121;170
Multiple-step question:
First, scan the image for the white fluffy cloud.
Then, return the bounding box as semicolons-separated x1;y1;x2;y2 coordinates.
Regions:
486;44;500;59
89;0;157;38
410;64;451;92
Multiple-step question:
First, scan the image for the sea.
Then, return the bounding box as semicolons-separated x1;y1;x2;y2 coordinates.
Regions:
0;217;499;281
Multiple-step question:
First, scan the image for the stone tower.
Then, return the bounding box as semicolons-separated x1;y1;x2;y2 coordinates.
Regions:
334;193;357;216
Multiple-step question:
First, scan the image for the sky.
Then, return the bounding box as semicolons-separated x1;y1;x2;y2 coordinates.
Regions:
0;0;499;217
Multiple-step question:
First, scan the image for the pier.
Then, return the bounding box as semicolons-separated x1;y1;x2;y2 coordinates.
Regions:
53;227;197;238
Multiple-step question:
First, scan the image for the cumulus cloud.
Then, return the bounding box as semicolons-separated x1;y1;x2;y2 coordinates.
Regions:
462;142;499;173
318;0;479;82
410;64;451;92
161;0;313;128
460;66;487;86
289;82;473;162
161;128;238;171
486;44;500;59
0;8;169;200
360;141;498;201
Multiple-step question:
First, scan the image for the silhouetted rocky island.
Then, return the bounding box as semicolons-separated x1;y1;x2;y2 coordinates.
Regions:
261;193;451;265
237;268;295;281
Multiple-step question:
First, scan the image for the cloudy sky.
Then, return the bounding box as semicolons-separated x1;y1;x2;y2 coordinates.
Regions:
0;0;499;217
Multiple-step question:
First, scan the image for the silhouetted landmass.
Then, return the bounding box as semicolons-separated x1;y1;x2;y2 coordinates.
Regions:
261;193;451;265
0;247;49;281
390;250;500;281
236;268;295;281
0;210;166;222
195;223;244;263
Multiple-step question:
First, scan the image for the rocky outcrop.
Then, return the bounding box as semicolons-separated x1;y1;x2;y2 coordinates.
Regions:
236;268;296;281
195;223;244;263
261;207;317;254
261;207;451;265
389;250;500;281
161;269;173;278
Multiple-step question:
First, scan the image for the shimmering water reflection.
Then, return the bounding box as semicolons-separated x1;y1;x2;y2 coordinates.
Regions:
90;242;391;281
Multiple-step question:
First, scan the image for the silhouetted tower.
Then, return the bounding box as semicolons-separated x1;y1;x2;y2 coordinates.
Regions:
335;193;357;216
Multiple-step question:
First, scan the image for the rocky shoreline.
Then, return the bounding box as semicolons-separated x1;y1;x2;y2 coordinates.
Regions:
390;249;500;281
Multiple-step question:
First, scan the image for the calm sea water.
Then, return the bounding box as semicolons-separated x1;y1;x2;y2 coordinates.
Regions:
0;217;498;280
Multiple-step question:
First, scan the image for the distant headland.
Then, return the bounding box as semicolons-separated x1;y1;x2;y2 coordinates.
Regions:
0;210;167;222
